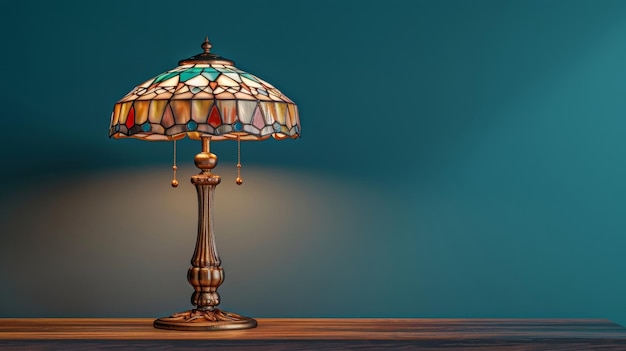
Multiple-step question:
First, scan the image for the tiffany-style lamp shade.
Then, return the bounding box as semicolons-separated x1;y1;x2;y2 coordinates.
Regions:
109;37;300;331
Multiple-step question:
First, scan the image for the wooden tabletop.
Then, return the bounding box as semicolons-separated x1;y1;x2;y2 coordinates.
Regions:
1;318;625;350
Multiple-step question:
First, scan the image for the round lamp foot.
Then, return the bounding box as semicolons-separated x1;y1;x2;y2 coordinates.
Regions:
154;309;257;331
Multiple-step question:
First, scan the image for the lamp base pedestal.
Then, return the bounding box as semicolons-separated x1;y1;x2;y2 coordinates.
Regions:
153;309;257;331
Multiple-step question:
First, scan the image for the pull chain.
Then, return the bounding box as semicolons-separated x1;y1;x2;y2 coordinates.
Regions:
171;140;179;187
236;136;243;185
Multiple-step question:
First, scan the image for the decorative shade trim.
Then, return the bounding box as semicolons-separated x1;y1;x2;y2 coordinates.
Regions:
109;63;300;141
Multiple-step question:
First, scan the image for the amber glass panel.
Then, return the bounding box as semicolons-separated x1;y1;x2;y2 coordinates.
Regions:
148;100;168;123
191;100;213;123
133;101;150;124
275;103;287;124
118;102;132;125
171;100;191;124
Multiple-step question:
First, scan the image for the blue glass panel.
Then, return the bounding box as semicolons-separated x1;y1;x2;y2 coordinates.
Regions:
187;121;198;131
201;68;220;81
233;121;243;132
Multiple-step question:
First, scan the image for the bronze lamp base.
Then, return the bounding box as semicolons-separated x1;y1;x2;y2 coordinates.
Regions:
153;137;257;331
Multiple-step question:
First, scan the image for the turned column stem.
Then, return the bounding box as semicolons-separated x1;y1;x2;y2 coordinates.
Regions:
188;136;224;311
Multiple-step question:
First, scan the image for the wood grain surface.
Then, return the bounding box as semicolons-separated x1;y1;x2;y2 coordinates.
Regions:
1;318;625;350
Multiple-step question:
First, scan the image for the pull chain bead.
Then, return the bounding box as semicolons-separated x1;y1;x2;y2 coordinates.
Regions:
236;136;243;185
171;140;179;187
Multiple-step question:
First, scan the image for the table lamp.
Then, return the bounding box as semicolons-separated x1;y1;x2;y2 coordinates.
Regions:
108;37;300;331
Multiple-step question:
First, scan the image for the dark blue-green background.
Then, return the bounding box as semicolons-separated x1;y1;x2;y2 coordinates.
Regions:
1;0;625;324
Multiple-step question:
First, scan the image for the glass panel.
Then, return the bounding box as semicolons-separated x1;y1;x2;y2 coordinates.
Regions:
191;100;213;123
275;102;287;124
194;92;214;99
241;76;262;88
125;106;135;128
153;91;174;100
261;125;274;136
197;124;214;134
201;70;220;81
269;93;283;102
112;103;121;125
243;124;259;135
166;124;186;135
217;74;239;87
241;73;258;82
215;124;232;135
137;92;158;100
255;92;272;101
149;100;168;123
288;104;299;128
133;101;150;124
118;102;132;125
224;72;242;82
161;105;175;128
215;92;236;99
258;77;275;88
170;100;191;124
171;92;195;99
217;100;237;124
159;76;179;87
237;100;257;123
209;81;219;90
259;102;277;124
173;85;190;94
208;105;221;127
252;105;265;129
235;92;254;99
180;70;200;82
185;74;210;87
154;71;178;83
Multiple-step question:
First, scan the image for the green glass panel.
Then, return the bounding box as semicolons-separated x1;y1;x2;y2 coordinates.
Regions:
180;71;200;82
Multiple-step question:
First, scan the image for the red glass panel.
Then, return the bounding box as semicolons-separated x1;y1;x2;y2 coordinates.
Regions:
208;105;221;127
209;81;218;90
125;106;135;129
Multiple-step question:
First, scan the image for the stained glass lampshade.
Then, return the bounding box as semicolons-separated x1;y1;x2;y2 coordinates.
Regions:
108;37;299;331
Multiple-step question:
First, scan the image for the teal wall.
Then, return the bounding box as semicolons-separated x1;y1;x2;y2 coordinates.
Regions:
1;0;626;324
